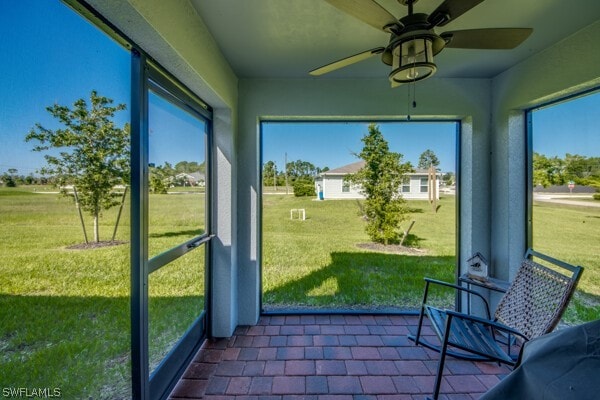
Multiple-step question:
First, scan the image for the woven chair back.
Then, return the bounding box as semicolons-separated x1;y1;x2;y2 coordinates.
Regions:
494;259;577;340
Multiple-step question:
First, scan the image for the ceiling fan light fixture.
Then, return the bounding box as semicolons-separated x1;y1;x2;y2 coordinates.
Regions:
389;36;436;84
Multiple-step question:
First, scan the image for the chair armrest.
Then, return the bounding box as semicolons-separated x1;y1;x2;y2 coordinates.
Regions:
445;310;529;342
423;278;492;319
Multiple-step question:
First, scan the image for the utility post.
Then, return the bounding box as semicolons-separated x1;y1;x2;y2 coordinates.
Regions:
284;152;289;195
429;164;437;213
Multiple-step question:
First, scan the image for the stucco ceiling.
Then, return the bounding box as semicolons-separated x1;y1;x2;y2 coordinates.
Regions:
191;0;600;80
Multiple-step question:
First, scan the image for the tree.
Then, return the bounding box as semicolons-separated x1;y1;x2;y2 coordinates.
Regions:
4;168;18;187
418;149;440;170
564;153;600;182
442;172;455;186
174;160;203;174
24;175;35;185
25;90;130;243
286;159;318;181
346;124;414;245
532;152;565;187
2;174;16;187
263;160;277;186
149;164;169;194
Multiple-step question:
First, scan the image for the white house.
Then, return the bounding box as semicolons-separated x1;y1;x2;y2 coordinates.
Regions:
174;171;206;187
315;160;442;200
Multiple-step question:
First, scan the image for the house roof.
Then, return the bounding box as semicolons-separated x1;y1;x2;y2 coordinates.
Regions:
322;161;365;175
321;161;440;176
175;172;205;180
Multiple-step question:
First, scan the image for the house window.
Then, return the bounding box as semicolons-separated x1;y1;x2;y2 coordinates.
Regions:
342;182;350;192
420;177;429;193
402;176;411;192
528;89;600;324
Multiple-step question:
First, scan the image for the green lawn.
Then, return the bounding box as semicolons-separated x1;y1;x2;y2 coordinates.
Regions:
1;186;598;397
262;194;600;322
532;200;600;322
0;187;205;398
262;195;457;310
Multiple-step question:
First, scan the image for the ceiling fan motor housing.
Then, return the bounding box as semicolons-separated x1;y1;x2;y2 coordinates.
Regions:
384;14;445;84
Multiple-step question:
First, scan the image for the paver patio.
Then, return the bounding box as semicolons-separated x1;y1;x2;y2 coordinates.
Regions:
169;314;511;400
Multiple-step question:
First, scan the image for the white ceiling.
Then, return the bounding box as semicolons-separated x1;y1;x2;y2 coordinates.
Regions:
191;0;600;80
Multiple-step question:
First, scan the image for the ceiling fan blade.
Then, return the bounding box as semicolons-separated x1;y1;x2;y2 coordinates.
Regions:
325;0;397;32
310;47;385;76
428;0;485;27
441;28;533;49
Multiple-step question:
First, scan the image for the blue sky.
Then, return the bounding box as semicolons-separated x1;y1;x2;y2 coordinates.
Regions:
1;0;598;177
0;0;130;175
262;121;458;172
532;93;600;158
148;91;207;167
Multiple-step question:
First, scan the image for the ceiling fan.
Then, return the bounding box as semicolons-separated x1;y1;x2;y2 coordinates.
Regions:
309;0;533;87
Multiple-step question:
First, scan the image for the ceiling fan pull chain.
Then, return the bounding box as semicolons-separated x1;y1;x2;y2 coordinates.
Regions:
407;82;411;121
410;65;418;115
412;79;417;109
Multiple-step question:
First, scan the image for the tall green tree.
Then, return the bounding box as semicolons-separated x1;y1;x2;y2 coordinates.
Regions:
286;159;318;181
564;153;600;182
346;124;413;245
25;90;130;243
263;160;277;185
417;149;440;170
175;160;204;173
532;152;565;187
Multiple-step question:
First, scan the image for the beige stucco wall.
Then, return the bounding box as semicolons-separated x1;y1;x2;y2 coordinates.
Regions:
238;77;493;323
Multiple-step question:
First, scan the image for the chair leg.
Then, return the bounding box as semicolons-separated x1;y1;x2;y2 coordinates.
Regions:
413;280;431;345
430;314;453;400
413;304;426;345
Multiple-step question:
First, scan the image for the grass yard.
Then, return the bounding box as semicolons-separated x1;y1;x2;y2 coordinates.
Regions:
0;187;206;398
262;195;458;310
532;200;600;323
1;185;598;397
262;193;600;323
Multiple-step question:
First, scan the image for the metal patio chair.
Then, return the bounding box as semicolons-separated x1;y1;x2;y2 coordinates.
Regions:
408;249;583;400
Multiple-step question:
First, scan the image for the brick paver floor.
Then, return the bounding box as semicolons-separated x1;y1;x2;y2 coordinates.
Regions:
169;314;511;400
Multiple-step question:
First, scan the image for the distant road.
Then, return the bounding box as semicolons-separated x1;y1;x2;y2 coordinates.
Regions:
534;194;600;208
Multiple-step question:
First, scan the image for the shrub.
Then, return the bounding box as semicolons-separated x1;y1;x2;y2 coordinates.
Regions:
593;193;600;201
293;180;315;197
3;175;17;187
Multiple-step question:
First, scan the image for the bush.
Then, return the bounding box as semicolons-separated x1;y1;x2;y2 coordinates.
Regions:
593;193;600;201
3;175;16;187
293;181;315;197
